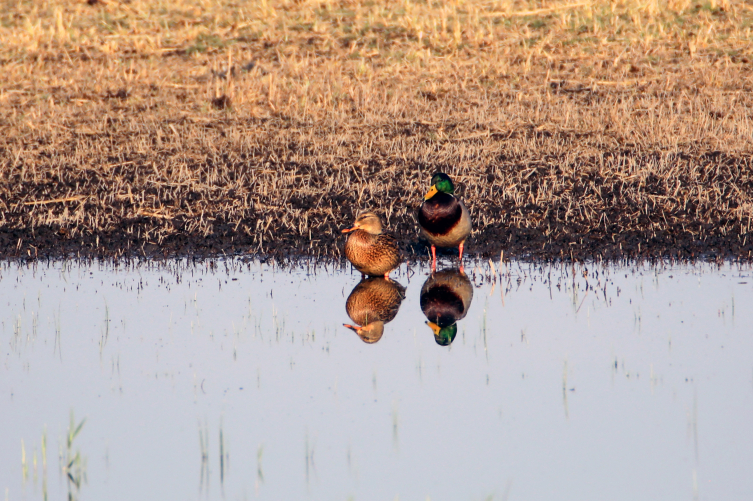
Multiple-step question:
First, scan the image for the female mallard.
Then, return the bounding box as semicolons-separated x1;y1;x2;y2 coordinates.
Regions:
420;268;473;346
342;212;401;278
417;173;472;272
343;277;406;343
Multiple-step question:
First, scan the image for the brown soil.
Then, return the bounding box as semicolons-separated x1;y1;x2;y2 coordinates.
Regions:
2;0;753;262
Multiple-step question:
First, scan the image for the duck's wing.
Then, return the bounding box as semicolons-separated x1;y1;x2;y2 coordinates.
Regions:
374;233;401;266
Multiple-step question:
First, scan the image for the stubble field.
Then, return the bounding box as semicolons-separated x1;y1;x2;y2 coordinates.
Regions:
1;0;753;261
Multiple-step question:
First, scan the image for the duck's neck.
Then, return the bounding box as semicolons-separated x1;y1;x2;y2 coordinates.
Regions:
350;229;379;243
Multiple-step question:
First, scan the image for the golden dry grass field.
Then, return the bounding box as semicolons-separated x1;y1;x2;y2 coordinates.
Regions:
1;0;753;261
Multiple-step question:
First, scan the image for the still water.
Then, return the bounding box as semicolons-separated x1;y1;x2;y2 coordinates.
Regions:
1;258;752;501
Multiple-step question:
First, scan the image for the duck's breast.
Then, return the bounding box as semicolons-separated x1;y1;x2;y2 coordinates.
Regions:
418;195;471;247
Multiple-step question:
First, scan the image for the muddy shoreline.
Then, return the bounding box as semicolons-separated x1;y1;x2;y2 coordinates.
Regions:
4;152;753;264
4;139;753;263
1;226;748;263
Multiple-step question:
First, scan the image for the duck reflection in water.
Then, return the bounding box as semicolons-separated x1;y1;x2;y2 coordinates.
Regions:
420;267;473;346
344;277;406;343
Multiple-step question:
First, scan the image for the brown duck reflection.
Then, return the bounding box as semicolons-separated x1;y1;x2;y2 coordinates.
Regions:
420;268;473;346
344;277;406;343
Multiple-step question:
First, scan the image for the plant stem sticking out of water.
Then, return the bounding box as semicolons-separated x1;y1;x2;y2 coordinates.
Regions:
62;411;87;501
304;431;316;488
21;439;27;482
53;305;62;361
392;401;400;451
482;298;489;362
219;418;229;490
256;444;264;485
41;428;48;501
562;358;570;419
198;420;209;492
100;300;109;357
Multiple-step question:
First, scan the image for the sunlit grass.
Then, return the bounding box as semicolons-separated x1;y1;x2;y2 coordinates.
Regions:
2;0;753;258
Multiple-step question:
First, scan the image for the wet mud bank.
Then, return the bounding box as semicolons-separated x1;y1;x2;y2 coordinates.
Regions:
3;149;753;263
1;222;751;263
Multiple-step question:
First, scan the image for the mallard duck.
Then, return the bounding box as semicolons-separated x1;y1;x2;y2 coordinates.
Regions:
420;268;473;346
418;173;472;272
342;212;401;278
343;277;406;343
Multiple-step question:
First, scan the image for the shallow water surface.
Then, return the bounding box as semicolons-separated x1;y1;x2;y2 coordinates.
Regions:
2;259;753;501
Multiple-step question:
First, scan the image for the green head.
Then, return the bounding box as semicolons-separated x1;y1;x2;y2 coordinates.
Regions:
424;173;455;200
427;321;458;346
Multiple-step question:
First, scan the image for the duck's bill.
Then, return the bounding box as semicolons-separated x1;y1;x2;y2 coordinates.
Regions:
426;321;442;335
424;185;438;200
343;323;361;331
341;226;356;233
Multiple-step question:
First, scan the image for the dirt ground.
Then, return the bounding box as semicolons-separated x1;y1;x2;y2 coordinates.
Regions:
2;0;753;261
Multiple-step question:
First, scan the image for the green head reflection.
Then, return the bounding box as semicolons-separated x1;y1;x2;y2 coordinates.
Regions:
426;321;458;346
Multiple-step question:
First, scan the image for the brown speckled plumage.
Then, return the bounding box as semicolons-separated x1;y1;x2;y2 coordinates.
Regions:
346;277;406;325
342;213;401;277
344;277;406;343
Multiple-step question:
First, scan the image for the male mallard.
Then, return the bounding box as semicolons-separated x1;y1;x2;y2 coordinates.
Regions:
342;212;401;278
343;277;406;343
420;268;473;346
418;173;472;272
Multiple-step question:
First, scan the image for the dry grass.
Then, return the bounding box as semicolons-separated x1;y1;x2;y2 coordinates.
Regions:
1;0;753;260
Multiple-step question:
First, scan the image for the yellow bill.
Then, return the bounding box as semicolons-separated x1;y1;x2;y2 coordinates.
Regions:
424;185;438;200
426;321;442;336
